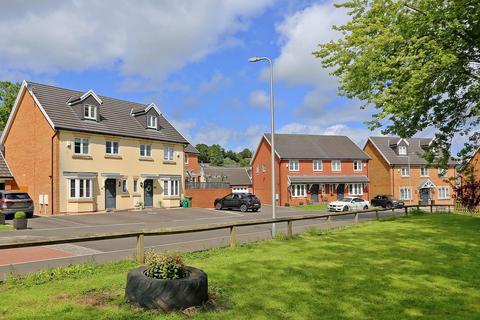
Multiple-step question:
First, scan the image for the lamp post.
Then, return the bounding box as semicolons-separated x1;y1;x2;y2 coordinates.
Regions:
249;56;276;236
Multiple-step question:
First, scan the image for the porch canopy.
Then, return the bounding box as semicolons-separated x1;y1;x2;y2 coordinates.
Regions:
288;175;369;184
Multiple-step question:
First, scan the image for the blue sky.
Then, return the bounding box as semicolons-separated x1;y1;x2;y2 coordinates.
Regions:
0;0;386;151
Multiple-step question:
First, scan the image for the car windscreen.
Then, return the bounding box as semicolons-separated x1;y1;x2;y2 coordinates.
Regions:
244;195;258;200
5;193;31;200
339;197;354;202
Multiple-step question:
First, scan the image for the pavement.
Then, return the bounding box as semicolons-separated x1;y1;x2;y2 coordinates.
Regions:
0;206;405;280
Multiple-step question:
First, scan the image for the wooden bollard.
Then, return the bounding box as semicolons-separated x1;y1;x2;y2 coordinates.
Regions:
229;226;237;247
287;220;293;239
136;234;145;264
354;212;359;224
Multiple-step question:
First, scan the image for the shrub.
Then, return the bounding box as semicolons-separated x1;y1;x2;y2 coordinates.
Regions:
14;211;26;219
284;203;290;207
144;251;185;280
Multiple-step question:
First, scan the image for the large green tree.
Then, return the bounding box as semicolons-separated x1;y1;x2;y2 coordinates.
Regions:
208;144;224;166
314;0;479;167
0;81;21;130
195;143;209;163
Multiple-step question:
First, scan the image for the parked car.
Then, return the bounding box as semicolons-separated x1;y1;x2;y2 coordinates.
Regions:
370;195;404;209
214;193;261;212
328;197;370;212
0;191;34;219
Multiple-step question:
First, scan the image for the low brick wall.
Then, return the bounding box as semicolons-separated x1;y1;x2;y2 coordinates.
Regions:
185;188;231;208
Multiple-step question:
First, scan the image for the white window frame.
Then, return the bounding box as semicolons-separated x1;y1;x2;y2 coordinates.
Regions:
133;179;138;193
348;183;363;196
313;160;323;171
438;186;450;199
353;160;362;171
289;160;299;171
147;115;158;129
291;184;307;197
398;146;407;155
399;187;412;200
74;138;89;155
163;179;180;197
69;178;93;199
331;160;341;172
140;144;152;157
401;166;410;177
256;164;259;174
262;164;266;172
438;168;447;177
164;146;174;161
105;141;119;155
420;167;429;177
184;153;189;164
84;104;97;120
121;179;128;193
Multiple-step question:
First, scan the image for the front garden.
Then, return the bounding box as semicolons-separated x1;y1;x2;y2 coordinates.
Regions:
0;212;479;319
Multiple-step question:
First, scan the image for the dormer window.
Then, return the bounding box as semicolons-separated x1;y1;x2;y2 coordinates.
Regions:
84;104;97;120
147;115;158;129
398;146;407;155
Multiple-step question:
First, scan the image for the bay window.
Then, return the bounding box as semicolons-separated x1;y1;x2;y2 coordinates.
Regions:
348;183;363;196
163;180;180;197
69;178;93;199
291;184;306;197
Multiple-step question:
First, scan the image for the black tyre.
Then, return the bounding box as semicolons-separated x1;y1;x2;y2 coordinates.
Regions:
240;204;248;213
215;202;222;210
386;203;392;209
343;206;349;212
363;205;369;210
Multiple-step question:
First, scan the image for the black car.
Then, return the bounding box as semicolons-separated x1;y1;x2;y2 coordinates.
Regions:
214;193;261;212
371;195;404;209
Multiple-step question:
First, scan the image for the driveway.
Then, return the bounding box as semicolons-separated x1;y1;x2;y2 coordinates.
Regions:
0;206;404;279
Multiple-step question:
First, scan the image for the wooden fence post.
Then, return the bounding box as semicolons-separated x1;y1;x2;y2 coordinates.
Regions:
136;234;145;264
287;220;293;239
354;212;359;224
404;206;408;216
375;210;379;220
229;226;237;247
448;205;451;213
327;216;331;228
430;204;433;213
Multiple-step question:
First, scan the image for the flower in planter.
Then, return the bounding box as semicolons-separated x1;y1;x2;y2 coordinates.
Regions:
144;251;186;280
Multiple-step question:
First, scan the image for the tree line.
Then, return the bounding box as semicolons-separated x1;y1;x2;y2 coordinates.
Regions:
195;144;252;167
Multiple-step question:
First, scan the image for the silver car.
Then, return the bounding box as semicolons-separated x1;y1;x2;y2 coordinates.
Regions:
0;191;34;218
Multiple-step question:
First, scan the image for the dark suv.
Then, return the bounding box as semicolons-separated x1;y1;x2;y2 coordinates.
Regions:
214;193;261;212
0;191;34;219
371;195;404;209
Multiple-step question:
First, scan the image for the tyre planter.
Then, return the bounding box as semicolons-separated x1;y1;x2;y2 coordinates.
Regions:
13;219;27;230
125;266;208;311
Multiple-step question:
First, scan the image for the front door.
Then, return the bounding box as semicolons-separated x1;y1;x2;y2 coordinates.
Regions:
336;184;345;200
311;184;319;203
144;179;153;207
105;179;116;209
420;188;430;205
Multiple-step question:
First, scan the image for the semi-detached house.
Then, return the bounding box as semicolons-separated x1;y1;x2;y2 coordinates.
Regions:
1;81;189;215
251;134;371;206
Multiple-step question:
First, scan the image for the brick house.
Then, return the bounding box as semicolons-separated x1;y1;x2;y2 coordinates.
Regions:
363;136;456;205
184;144;201;183
251;134;371;206
201;165;252;193
467;148;480;180
0;150;15;190
1;81;188;215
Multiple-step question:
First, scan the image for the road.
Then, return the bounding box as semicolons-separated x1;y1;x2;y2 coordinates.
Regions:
0;206;405;280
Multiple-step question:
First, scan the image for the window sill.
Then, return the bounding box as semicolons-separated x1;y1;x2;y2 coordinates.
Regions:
120;194;130;198
139;157;154;161
68;198;94;203
163;196;180;200
163;160;176;165
132;193;141;196
72;154;93;160
105;154;122;159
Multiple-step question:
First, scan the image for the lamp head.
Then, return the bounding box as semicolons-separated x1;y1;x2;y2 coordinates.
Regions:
248;56;264;62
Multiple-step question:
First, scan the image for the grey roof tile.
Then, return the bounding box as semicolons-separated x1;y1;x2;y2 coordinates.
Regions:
264;134;370;160
203;165;252;186
0;151;12;178
185;144;200;154
368;136;456;166
26;81;188;144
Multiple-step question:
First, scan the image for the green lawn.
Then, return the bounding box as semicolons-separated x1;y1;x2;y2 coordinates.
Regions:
295;202;328;211
0;224;13;231
1;213;480;319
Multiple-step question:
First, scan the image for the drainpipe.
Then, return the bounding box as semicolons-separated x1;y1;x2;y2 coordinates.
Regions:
50;130;58;215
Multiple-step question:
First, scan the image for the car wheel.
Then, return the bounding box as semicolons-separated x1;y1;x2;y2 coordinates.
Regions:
252;208;259;212
343;206;349;212
363;205;369;210
26;212;34;218
215;202;222;210
386;203;392;209
240;204;248;213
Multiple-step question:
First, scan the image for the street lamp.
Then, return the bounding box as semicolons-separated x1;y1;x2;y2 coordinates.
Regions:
249;56;277;236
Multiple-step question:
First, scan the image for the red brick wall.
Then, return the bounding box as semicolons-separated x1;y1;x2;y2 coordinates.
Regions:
4;89;60;215
185;188;231;208
185;153;200;174
251;137;280;206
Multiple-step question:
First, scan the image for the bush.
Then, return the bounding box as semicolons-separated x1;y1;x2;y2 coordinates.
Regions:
285;203;290;207
14;211;26;219
144;251;185;280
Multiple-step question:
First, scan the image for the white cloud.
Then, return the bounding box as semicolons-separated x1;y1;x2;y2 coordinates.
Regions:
0;0;272;81
249;90;269;108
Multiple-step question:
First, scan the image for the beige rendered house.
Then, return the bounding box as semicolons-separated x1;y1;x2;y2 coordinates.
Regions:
1;81;189;215
363;137;456;205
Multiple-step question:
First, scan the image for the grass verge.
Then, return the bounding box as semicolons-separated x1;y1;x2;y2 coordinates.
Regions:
294;202;328;211
1;213;479;319
0;224;13;231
